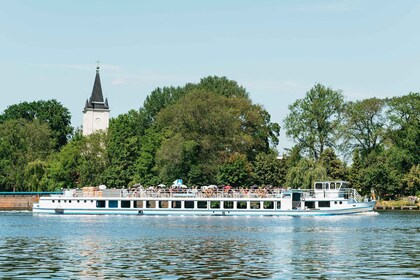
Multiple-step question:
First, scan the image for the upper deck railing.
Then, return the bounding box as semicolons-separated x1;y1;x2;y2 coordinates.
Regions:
52;188;360;200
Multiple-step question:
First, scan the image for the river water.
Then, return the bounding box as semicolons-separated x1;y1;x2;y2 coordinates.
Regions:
0;211;418;279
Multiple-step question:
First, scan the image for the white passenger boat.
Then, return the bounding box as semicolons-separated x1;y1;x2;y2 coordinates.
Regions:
33;181;376;216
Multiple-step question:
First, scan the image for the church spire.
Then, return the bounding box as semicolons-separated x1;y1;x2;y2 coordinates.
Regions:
84;64;109;110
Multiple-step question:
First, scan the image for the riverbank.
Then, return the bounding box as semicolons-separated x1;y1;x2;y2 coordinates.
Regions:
0;192;61;211
375;199;420;211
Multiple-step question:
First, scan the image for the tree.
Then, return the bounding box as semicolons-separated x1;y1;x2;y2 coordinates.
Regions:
103;110;142;187
253;151;286;186
285;158;327;189
386;93;420;172
319;148;348;180
45;131;108;189
155;88;279;185
0;119;54;191
217;154;253;187
284;83;344;160
403;165;420;196
0;100;72;149
342;98;386;157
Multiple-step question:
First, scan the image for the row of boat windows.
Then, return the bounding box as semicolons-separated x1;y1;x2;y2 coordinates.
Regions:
50;200;343;208
98;200;280;209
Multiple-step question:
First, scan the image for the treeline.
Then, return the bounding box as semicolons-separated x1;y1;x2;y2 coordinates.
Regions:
0;77;418;199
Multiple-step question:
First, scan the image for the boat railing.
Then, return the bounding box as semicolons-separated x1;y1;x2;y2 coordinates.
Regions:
52;188;362;200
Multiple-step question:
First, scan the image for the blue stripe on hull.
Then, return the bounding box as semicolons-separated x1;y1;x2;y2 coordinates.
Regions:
33;206;374;216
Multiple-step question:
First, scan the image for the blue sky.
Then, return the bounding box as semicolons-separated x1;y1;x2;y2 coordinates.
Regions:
1;0;419;152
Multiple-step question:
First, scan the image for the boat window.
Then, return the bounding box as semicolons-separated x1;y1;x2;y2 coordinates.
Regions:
69;200;72;203
146;201;156;208
58;200;61;203
109;200;118;208
334;201;337;204
339;201;343;204
250;201;260;209
276;201;281;209
185;201;194;209
84;200;87;203
64;200;67;203
172;201;181;208
210;201;220;209
197;201;208;209
52;200;55;203
77;200;80;203
121;201;131;208
237;201;247;209
319;201;331;207
264;201;274;209
159;201;169;208
305;201;315;209
224;201;234;209
96;200;106;208
315;183;323;190
135;201;143;208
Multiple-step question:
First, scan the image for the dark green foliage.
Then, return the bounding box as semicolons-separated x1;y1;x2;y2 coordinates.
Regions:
103;110;142;187
253;151;286;187
0;119;54;191
0;100;72;149
217;154;253;188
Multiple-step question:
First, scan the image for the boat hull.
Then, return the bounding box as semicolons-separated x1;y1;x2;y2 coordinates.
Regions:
33;201;375;216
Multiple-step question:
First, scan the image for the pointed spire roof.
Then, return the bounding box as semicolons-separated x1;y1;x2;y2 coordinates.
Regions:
84;66;109;110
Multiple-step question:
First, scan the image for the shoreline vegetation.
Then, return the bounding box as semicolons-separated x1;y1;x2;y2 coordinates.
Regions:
0;77;419;201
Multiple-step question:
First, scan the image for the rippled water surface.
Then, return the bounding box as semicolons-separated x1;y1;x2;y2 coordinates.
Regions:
0;211;419;279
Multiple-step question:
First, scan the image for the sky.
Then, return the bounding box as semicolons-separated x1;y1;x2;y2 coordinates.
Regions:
1;0;420;152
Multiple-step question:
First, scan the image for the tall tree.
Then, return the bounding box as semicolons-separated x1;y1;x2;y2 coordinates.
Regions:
284;83;344;160
155;89;279;185
103;110;142;187
386;92;420;172
0;100;72;149
342;98;386;157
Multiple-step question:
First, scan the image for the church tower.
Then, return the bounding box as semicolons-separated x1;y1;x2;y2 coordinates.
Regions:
82;66;110;136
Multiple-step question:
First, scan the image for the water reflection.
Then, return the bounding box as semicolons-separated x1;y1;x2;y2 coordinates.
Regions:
0;212;419;279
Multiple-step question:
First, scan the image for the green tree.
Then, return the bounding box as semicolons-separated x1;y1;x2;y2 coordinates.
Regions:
103;110;142;187
284;83;344;160
319;148;348;180
253;151;286;186
45;131;108;189
133;128;163;186
0;119;53;191
403;164;420;196
342;98;386;157
217;154;253;187
386;93;420;172
0;100;72;149
285;158;327;189
155;88;279;184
